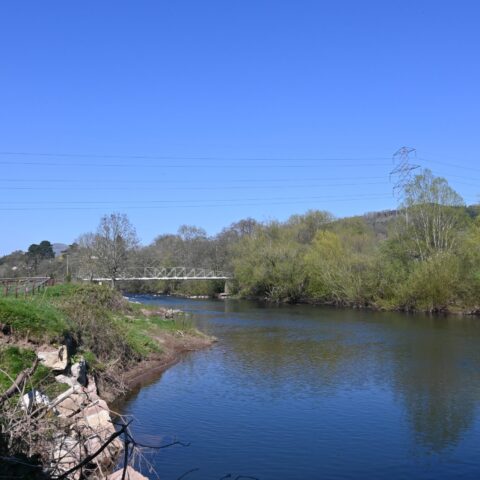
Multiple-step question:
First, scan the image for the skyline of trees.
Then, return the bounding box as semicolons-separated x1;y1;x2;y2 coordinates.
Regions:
1;169;479;313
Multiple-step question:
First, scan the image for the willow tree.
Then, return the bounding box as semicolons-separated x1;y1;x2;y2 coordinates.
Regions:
401;169;466;260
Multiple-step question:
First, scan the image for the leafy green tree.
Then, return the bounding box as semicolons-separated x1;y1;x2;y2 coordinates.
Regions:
233;222;308;302
305;227;374;305
26;240;54;274
287;210;333;244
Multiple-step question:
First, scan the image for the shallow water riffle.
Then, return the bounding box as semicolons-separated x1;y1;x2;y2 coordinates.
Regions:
117;295;480;480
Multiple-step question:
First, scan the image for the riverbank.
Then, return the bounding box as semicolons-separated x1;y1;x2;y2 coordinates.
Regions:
125;282;480;317
123;330;215;390
0;284;214;478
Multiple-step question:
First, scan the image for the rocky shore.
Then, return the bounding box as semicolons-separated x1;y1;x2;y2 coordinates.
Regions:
0;292;215;480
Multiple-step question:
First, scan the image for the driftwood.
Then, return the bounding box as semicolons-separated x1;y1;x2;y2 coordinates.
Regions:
0;357;39;405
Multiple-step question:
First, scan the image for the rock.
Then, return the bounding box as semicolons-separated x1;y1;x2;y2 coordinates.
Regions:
140;307;182;318
38;345;68;371
73;398;109;421
51;433;83;480
55;393;85;417
53;385;88;417
21;389;50;411
71;359;87;386
84;434;112;464
76;408;123;462
107;466;149;480
80;409;112;430
55;374;76;387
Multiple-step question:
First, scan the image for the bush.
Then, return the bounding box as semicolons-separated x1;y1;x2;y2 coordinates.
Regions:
395;253;462;312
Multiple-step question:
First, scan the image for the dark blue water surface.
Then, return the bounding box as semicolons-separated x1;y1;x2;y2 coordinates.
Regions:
117;296;480;479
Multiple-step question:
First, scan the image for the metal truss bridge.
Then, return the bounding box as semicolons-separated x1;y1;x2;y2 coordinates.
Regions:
88;267;232;282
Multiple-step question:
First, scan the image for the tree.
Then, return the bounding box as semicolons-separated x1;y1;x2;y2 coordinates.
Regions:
89;213;139;287
26;240;54;274
287;210;334;244
233;222;308;302
400;169;467;260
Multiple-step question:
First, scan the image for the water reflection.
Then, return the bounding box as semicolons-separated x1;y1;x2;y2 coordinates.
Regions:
389;316;480;452
121;296;480;478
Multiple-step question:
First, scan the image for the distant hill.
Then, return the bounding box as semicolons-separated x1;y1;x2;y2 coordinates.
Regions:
52;243;68;257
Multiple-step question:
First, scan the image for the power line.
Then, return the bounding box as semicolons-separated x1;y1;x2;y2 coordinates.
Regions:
1;150;477;174
0;175;388;184
0;181;389;192
0;151;392;161
420;158;480;173
0;192;394;206
0;160;391;169
0;193;395;211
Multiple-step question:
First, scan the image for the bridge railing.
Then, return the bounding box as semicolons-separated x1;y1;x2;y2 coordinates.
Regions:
87;267;232;281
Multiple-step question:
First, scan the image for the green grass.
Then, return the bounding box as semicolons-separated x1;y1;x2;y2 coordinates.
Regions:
123;318;163;356
0;346;69;397
0;283;198;386
0;346;37;390
0;296;67;340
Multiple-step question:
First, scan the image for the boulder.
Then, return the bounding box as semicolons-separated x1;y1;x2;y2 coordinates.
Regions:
54;374;76;387
55;393;85;417
84;434;111;464
76;408;123;461
53;385;87;417
79;398;109;418
38;345;68;371
51;433;83;480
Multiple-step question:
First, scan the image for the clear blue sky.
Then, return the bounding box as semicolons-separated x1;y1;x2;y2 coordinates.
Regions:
1;1;479;255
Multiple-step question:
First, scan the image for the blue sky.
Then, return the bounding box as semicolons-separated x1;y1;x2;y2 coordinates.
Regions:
1;1;479;254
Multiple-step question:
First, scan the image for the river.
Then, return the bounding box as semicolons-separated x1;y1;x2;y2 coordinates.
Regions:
117;295;480;479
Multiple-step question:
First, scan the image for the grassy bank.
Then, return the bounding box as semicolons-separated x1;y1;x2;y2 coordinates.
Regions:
0;283;213;478
0;283;211;396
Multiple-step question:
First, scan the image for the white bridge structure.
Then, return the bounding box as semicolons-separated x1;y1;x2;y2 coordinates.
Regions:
88;267;232;282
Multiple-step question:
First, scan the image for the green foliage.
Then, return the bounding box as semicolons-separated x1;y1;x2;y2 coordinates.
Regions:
395;253;463;312
172;279;225;297
228;176;480;313
233;222;308;302
305;227;375;305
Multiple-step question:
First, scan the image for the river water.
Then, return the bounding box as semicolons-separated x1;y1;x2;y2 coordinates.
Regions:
118;295;480;479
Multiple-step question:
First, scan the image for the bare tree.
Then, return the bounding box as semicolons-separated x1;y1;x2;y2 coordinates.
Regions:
401;169;466;260
88;213;139;287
